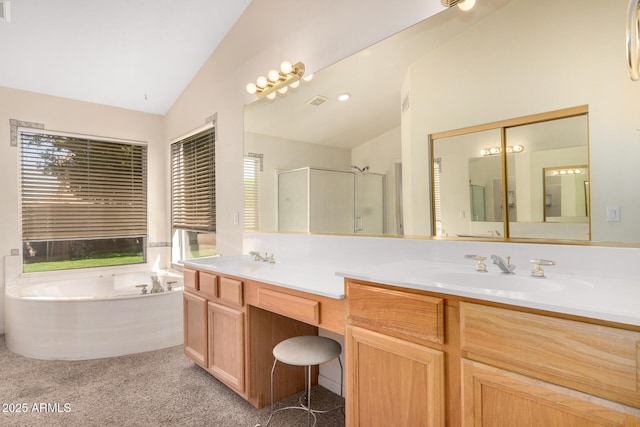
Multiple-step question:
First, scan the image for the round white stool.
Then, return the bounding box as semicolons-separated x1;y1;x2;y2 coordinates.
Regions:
256;335;343;427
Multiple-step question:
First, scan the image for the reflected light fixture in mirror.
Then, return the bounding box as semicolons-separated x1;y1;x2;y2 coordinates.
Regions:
441;0;476;11
246;61;306;100
479;144;524;156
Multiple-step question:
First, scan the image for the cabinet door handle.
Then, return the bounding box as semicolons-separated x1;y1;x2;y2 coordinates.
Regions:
627;0;640;80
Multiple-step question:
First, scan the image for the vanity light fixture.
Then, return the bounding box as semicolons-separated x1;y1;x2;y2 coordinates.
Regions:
246;61;306;99
480;144;524;156
441;0;476;11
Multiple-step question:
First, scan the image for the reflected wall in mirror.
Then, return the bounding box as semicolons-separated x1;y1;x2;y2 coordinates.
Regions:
244;0;640;244
431;107;590;242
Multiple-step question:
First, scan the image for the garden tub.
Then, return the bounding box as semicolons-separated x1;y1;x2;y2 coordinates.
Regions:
4;270;183;360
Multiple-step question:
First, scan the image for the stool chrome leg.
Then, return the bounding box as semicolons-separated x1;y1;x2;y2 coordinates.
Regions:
307;364;312;427
256;359;319;427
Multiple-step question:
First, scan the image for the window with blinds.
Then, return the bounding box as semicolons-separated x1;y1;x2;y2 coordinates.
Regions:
170;126;215;232
170;125;216;263
243;154;261;230
19;129;147;272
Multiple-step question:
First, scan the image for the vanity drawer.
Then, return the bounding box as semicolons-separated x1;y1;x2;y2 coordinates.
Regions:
257;288;319;325
460;302;640;408
219;276;243;307
183;268;199;292
199;271;218;299
347;281;445;346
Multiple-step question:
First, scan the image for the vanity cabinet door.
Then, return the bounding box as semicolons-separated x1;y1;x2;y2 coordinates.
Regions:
183;291;208;368
207;301;245;394
345;325;445;427
462;359;640;426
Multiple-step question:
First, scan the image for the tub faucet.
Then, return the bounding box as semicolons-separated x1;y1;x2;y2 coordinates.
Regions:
490;255;516;274
150;275;164;293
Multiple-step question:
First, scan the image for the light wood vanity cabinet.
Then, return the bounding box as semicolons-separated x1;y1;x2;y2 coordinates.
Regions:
183;290;207;367
183;268;246;394
346;281;447;427
345;279;640;427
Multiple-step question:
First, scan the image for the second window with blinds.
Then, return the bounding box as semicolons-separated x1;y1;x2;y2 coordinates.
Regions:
170;125;216;263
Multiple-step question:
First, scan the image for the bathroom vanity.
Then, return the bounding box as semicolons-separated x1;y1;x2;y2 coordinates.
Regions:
182;260;344;409
182;251;640;426
345;279;640;426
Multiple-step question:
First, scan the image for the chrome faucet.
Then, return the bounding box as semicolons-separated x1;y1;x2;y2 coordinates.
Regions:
150;275;164;293
490;255;516;274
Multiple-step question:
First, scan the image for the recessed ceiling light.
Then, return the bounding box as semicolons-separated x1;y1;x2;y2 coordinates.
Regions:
337;93;351;101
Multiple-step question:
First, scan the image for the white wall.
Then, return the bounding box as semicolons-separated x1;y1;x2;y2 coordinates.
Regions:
404;0;640;243
0;86;167;333
163;0;446;255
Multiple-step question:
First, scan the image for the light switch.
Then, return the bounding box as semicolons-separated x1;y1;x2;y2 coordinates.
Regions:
606;206;620;222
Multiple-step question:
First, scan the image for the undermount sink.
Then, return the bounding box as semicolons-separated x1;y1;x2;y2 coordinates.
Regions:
409;269;566;293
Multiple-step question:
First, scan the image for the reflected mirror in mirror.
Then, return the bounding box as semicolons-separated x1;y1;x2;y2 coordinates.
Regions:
543;166;590;222
507;114;589;241
431;108;590;242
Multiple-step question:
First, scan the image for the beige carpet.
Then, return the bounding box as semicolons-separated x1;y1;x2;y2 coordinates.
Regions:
0;336;344;427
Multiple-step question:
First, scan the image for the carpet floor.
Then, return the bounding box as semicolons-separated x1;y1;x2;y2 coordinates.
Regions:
0;336;345;427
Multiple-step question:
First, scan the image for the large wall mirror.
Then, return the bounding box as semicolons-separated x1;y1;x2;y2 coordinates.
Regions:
244;0;640;245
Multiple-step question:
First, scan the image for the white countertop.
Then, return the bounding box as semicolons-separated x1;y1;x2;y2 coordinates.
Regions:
183;255;640;327
182;255;346;299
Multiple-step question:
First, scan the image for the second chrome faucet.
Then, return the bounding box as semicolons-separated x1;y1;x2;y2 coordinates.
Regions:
490;255;516;274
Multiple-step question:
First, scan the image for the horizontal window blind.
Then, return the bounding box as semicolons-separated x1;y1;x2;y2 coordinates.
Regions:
20;130;147;241
171;127;215;232
243;155;261;230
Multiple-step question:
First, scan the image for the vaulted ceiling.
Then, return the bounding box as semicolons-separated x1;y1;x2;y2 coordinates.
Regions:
0;0;250;114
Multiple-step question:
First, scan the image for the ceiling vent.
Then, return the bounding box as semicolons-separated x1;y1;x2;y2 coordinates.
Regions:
0;1;11;22
306;95;328;107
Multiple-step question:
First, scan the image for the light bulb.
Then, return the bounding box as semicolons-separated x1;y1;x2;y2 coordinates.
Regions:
268;69;280;82
280;61;293;74
457;0;476;12
338;93;351;101
266;92;276;100
303;74;314;82
246;82;257;95
289;80;300;89
256;76;268;88
278;86;288;94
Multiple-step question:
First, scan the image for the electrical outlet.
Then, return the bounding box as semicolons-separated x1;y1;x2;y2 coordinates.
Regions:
606;206;621;222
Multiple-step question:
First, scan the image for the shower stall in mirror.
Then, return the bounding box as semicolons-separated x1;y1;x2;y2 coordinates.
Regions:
277;167;385;234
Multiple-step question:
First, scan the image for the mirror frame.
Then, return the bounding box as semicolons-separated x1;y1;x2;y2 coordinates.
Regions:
429;105;590;243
